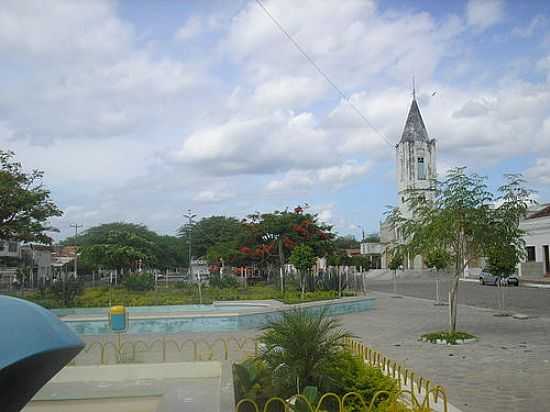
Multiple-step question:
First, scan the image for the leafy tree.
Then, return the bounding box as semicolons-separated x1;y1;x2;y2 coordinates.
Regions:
390;168;532;334
387;251;403;271
364;233;380;243
71;223;187;273
387;249;403;296
240;206;334;291
177;216;245;259
424;248;450;271
333;235;360;250
289;244;316;299
0;150;62;243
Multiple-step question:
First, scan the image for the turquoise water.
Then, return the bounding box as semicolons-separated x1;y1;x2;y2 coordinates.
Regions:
63;298;375;335
53;303;266;317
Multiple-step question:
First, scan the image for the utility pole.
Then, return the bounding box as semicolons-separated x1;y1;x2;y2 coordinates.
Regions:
70;224;83;279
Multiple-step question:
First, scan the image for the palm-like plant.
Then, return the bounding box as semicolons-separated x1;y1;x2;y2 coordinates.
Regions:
259;308;353;395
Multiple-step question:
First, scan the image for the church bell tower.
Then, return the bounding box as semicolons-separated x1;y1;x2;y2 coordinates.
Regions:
396;89;436;219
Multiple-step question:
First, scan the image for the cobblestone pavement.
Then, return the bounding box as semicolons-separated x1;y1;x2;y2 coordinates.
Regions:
342;291;550;412
79;291;550;412
367;277;550;316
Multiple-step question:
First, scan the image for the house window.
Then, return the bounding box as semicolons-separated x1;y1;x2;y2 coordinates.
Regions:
8;242;18;253
0;241;5;251
526;246;536;261
417;157;426;180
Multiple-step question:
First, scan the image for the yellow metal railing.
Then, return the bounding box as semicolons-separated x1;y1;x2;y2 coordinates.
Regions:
70;335;258;365
236;390;434;411
344;337;448;412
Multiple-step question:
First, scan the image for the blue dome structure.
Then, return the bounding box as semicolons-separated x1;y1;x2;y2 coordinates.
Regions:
0;296;84;412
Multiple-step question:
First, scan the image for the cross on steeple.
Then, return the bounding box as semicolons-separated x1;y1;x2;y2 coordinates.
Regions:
412;75;416;101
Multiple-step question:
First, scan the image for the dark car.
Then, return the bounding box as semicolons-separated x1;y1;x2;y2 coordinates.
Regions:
479;270;519;286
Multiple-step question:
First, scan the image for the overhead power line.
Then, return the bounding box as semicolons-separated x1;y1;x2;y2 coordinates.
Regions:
254;0;394;148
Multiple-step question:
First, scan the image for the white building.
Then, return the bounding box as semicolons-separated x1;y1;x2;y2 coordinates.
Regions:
0;240;21;259
365;92;437;269
519;204;550;278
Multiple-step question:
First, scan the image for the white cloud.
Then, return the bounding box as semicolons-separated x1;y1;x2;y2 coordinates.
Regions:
223;0;462;88
526;158;550;184
251;76;327;109
192;190;236;203
173;111;335;175
0;0;132;60
466;0;504;31
512;14;546;38
175;16;203;41
266;162;370;192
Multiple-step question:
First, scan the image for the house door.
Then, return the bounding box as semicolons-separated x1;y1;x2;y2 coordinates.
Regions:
544;245;550;275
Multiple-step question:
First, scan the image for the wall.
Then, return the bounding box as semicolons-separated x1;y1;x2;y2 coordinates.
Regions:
519;215;550;277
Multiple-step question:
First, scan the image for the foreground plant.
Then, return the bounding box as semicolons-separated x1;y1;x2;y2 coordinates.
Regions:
234;310;400;411
259;308;353;394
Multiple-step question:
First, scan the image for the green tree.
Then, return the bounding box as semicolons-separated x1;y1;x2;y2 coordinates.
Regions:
387;249;403;296
0;150;62;243
177;216;245;259
71;223;187;273
289;244;316;299
424;248;450;271
240;206;334;292
390;168;531;334
333;235;360;250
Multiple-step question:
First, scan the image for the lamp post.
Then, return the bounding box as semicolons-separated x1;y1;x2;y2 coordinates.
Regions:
70;224;82;279
183;209;197;278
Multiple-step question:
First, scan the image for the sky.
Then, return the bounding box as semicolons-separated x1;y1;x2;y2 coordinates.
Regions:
1;0;550;241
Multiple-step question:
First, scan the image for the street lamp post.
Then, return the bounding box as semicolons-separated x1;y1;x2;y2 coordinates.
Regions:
183;209;197;278
70;224;82;279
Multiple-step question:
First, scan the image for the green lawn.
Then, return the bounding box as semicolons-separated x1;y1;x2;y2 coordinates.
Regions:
10;283;355;308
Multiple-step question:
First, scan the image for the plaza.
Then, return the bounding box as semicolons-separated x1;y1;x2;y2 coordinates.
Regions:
23;274;550;412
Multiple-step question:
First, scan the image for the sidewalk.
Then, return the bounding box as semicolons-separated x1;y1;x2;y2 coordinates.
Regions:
341;291;550;412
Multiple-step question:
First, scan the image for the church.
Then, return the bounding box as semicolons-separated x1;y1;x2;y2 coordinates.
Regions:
360;91;437;270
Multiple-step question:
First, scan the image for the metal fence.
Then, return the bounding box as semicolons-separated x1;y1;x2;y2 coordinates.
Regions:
344;337;448;412
236;390;435;412
70;335;259;365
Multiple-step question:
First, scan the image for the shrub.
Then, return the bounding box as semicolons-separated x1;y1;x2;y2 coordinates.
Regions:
50;277;82;307
322;351;397;410
209;274;240;289
124;272;155;291
420;330;477;344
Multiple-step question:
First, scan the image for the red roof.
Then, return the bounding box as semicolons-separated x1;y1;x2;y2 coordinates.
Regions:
527;205;550;220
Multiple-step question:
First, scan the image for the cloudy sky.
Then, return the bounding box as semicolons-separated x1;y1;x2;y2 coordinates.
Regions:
2;0;550;240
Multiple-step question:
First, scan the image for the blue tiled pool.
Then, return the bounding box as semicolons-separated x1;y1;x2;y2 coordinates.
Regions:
62;298;375;335
52;303;268;317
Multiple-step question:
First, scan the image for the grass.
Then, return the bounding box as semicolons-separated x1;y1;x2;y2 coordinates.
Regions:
420;330;477;345
9;282;355;309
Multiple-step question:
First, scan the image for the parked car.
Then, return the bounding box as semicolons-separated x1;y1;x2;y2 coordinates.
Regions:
479;270;519;286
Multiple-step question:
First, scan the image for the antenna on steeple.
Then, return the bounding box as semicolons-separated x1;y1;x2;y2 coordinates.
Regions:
412;75;416;101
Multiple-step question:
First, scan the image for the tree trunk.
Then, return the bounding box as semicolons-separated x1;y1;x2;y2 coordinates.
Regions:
449;268;460;334
338;266;342;297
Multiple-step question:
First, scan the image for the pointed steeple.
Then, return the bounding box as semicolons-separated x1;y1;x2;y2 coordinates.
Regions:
399;97;429;143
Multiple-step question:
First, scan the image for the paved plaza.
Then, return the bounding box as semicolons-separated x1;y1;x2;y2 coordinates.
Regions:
76;285;550;412
342;290;550;412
